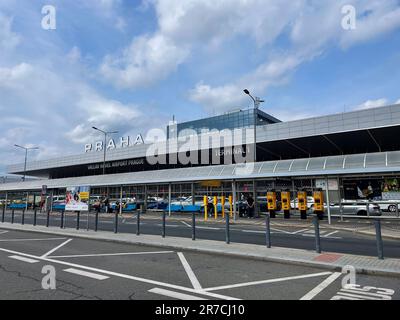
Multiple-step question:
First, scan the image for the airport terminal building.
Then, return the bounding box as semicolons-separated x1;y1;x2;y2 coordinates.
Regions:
1;104;400;214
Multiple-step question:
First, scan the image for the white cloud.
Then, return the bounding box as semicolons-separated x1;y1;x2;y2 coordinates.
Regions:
0;13;20;52
396;99;400;104
100;33;189;88
353;98;388;111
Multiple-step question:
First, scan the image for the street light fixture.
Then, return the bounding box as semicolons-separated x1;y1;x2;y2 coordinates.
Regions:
14;144;39;182
243;89;265;163
92;127;119;175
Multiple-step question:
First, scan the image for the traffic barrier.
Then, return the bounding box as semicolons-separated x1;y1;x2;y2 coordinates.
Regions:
137;210;141;235
46;210;50;227
33;209;37;226
11;210;14;224
60;210;65;229
1;205;5;223
114;211;119;234
225;207;230;244
21;209;25;225
162;211;166;238
76;211;80;230
94;211;99;232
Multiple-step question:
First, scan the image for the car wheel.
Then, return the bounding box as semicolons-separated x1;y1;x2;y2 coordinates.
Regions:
357;210;367;216
388;205;397;213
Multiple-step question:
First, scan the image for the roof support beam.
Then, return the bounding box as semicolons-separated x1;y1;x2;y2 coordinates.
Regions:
323;135;343;154
367;130;382;152
284;140;310;158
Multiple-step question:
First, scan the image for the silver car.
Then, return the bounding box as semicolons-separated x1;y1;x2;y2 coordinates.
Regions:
330;201;381;216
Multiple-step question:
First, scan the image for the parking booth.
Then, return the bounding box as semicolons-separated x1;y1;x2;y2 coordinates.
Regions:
281;191;291;219
221;196;226;218
204;196;208;221
313;190;324;220
297;191;308;220
267;190;277;218
228;195;233;218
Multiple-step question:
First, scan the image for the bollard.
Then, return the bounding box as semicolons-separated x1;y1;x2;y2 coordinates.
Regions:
1;204;5;223
225;209;230;244
33;209;37;226
266;214;271;248
22;209;25;225
313;216;321;254
374;219;384;260
76;211;80;230
60;210;65;229
46;209;50;227
95;211;99;232
162;211;166;238
11;210;15;224
192;212;196;241
114;212;119;234
136;210;141;235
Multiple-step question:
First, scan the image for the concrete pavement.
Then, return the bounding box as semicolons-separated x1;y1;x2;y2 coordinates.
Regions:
1;222;400;277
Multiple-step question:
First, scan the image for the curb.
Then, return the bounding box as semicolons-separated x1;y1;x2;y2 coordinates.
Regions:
1;223;400;278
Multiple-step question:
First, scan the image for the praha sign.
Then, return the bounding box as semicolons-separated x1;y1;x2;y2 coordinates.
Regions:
85;134;144;153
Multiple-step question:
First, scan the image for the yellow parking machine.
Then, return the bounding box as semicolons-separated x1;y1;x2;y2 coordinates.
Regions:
297;191;308;220
281;191;291;219
267;191;277;218
313;191;324;220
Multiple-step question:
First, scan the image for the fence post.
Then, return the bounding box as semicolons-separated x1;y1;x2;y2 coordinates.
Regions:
136;210;141;235
266;213;271;248
1;203;5;223
114;211;119;234
33;208;37;226
162;211;166;238
46;209;50;227
95;211;99;232
76;211;80;230
375;219;384;260
313;216;321;254
11;210;15;224
22;209;25;225
192;212;196;241
60;210;65;229
225;209;230;244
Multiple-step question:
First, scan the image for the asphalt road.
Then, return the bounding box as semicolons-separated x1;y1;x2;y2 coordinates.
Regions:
0;229;398;300
2;210;400;259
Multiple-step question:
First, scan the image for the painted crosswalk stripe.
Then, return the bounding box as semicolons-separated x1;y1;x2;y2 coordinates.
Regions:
149;288;207;300
300;272;342;300
63;268;109;280
9;255;39;264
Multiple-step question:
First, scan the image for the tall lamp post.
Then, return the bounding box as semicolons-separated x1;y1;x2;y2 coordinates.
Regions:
243;89;265;163
14;145;39;182
92;127;118;175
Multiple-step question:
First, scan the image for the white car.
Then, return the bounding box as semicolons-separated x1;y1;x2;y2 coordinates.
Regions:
290;196;315;209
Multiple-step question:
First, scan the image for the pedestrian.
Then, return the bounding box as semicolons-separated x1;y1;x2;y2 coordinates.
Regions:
104;197;110;214
246;194;255;218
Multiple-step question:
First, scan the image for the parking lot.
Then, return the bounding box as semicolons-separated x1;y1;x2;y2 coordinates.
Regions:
0;228;398;300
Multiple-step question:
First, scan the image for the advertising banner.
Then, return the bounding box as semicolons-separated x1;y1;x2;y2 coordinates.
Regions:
65;186;90;211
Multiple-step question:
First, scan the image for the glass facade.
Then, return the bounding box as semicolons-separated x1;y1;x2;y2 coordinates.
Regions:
168;109;280;138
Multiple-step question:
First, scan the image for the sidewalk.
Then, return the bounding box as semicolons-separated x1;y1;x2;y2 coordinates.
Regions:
1;222;399;277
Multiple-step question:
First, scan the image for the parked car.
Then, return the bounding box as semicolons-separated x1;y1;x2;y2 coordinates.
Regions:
330;201;381;216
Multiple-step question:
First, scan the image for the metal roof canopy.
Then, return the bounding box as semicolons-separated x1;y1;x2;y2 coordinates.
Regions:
1;151;400;192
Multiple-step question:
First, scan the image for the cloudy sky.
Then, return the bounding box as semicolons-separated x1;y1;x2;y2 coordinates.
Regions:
1;0;400;174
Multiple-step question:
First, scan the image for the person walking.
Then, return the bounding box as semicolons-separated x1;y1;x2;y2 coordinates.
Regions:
246;194;255;219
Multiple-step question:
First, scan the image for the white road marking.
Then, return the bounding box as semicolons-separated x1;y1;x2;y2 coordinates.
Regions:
177;252;202;290
270;227;293;234
0;231;9;235
291;228;310;234
300;272;342;300
0;237;67;242
196;226;221;230
149;288;207;300
0;247;239;300
323;231;339;238
63;268;109;280
241;230;265;234
49;251;174;259
9;255;39;264
41;239;73;258
181;221;192;228
204;272;332;292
